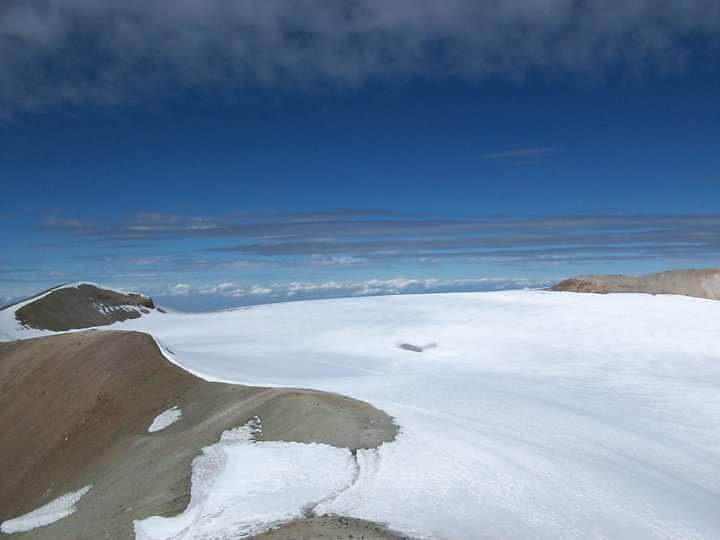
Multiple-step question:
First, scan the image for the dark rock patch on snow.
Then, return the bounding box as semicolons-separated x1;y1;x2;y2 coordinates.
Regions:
398;342;437;353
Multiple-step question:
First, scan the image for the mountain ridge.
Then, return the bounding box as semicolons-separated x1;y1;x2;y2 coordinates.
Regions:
550;268;720;300
2;282;160;332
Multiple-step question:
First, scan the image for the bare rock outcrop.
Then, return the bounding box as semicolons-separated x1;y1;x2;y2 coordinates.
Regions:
550;268;720;300
10;283;158;331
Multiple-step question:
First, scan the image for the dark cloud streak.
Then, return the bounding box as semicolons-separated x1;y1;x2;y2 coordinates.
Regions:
482;147;563;161
42;210;720;266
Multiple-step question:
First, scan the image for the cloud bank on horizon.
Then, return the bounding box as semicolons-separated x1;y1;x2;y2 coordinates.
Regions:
2;209;719;309
2;0;719;116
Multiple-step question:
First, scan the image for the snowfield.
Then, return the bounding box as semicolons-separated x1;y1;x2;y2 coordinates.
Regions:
3;290;720;539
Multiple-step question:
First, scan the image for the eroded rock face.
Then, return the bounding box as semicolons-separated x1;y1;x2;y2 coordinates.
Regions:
550;268;720;301
0;330;397;540
13;284;157;331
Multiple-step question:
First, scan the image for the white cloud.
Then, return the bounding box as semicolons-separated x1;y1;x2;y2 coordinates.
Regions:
169;283;193;296
310;255;366;266
163;276;554;304
248;285;273;296
216;282;238;290
2;1;719;116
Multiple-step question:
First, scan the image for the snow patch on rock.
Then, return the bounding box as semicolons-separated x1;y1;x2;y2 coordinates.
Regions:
134;417;356;539
148;406;183;433
0;485;92;534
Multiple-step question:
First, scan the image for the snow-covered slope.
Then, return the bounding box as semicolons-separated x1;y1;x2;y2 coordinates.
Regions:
108;291;720;540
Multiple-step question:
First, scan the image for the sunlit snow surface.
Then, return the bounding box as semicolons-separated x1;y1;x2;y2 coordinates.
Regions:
147;406;182;433
0;486;92;534
4;290;720;538
115;291;720;539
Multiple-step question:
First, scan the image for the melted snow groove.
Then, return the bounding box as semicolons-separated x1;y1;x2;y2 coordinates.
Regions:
303;452;363;518
306;447;385;520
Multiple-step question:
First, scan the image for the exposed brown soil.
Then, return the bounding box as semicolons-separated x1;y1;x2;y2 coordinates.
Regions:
0;331;397;539
254;516;414;539
13;284;157;331
550;268;720;300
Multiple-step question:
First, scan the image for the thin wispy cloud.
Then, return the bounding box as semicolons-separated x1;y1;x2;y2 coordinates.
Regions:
2;1;719;116
44;216;87;230
482;147;563;162
41;210;720;267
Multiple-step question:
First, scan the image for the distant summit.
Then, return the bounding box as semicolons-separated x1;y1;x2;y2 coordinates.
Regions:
550;268;720;301
6;283;160;332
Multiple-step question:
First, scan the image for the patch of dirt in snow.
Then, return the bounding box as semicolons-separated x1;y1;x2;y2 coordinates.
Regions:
398;342;437;353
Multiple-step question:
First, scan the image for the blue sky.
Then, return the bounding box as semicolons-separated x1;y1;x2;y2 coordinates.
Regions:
1;1;719;309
